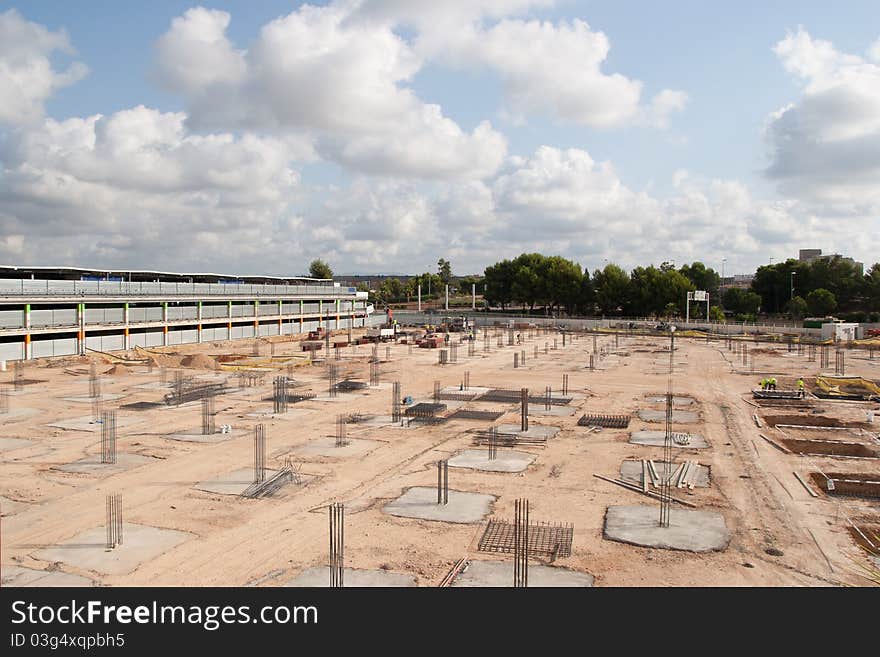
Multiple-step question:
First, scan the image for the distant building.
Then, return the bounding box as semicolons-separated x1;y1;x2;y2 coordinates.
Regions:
798;249;863;275
720;274;754;289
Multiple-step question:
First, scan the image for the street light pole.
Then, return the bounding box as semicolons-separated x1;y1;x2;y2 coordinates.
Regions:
790;271;796;301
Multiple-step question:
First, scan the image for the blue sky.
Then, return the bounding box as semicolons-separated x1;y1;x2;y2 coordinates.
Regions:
1;1;879;276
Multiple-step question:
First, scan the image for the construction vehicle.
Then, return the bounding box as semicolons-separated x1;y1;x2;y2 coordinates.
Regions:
307;327;326;341
365;307;400;342
866;328;880;338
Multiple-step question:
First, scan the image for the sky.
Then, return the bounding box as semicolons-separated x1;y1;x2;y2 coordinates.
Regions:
0;1;879;277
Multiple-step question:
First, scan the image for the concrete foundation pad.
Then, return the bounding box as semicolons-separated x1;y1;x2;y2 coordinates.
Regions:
33;523;191;575
297;436;380;458
4;388;41;396
527;405;576;417
620;460;710;487
285;566;416;587
48;415;139;433
637;409;700;423
448;449;535;473
54;453;156;475
629;430;709;449
0;407;40;421
164;429;245;443
604;504;730;552
310;393;360;403
0;495;32;516
62;393;127;403
496;423;560;439
383;486;495;524
644;395;695;406
442;386;492;396
2;565;93;587
132;382;172;391
452;560;594;587
0;437;34;452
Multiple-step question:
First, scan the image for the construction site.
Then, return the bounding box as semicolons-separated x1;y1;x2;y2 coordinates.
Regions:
2;313;879;588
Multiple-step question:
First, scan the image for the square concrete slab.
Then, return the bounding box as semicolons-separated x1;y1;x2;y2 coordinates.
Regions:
644;395;695;406
452;560;594;587
54;453;156;475
296;437;380;458
245;408;314;420
0;437;34;452
284;566;416;587
383;486;496;524
629;430;709;449
0;407;40;422
132;382;173;391
2;565;94;587
637;409;700;423
448;449;535;473
496;424;560;439
164;429;246;443
527;405;577;417
619;460;710;487
62;393;127;403
48;415;139;433
604;504;731;552
32;523;192;575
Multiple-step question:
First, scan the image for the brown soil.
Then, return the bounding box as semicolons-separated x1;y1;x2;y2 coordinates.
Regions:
782;439;877;458
763;414;871;429
809;472;880;498
846;525;880;553
180;354;219;370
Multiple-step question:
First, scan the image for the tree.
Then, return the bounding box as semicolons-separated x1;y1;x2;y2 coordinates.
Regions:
593;264;630;315
785;295;807;320
679;262;720;300
723;288;761;315
806;288;837;316
865;263;880;312
308;259;333;279
708;305;725;321
437;258;452;285
483;260;516;310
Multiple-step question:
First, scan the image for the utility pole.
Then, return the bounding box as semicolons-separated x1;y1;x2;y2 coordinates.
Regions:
790;271;796;302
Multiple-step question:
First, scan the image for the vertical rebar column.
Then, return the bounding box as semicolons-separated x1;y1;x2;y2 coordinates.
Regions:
273;375;288;414
497;336;503;348
450;343;458;363
513;352;519;369
544;342;549;355
0;386;8;415
484;332;490;352
562;374;569;395
328;362;338;398
562;332;566;347
521;350;526;365
742;343;748;367
488;426;498;461
615;333;619;348
160;366;167;384
386;346;391;362
336;414;348;447
392;381;401;422
174;371;184;406
437;459;449;505
324;322;331;354
329;503;344;588
370;361;380;387
820;346;829;370
808;344;816;362
835;349;845;376
433;381;441;404
589;354;595;370
439;349;448;365
553;338;558;350
514;498;529;588
593;335;598;354
91;397;102;424
533;345;538;360
254;424;266;483
463;371;470;391
101;410;117;464
408;343;413;355
468;340;475;357
106;493;122;549
13;360;24;392
371;343;378;363
508;330;514;346
545;386;551;411
202;391;216;434
521;388;529;432
334;345;341;361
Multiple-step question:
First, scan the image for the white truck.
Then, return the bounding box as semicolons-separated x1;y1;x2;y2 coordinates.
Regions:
366;327;396;342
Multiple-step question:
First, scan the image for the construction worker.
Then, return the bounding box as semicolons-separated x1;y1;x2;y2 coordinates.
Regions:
759;378;768;391
797;377;805;398
769;377;777;391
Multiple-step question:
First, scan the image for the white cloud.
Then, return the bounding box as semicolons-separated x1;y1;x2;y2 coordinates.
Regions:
154;4;506;179
766;28;880;208
0;9;88;125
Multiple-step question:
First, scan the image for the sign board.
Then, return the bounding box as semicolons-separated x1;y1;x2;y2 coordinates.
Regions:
692;290;707;301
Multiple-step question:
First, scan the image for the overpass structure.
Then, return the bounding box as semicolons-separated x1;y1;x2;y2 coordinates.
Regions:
0;266;371;362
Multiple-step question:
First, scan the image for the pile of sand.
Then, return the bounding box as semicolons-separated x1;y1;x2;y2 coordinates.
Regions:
106;364;130;376
180;354;219;370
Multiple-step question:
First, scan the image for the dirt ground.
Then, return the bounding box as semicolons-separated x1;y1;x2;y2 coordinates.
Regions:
2;328;879;587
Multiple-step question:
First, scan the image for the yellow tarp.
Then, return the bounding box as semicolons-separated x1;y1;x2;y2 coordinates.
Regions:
815;375;880;397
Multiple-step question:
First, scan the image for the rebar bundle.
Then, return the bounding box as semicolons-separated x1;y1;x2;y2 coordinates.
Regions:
336;414;348;447
199;391;215;434
89;363;100;399
273;376;288;414
433;380;441;404
392;381;401;422
835;349;845;376
497;336;504;348
521;387;529;432
562;374;569;396
468;341;475;357
514;498;529;588
513;352;519;368
328;363;338;398
659;329;675;529
91;397;102;424
106;493;123;549
545;342;549;355
545;386;552;411
100;410;117;464
0;387;8;414
385;346;391;361
521;349;526;365
13;360;24;392
553;338;558;350
254;424;266;483
463;371;470;391
450;343;458;363
329;503;344;588
437;459;449;505
370;361;380;387
439;349;448;365
488;426;498;461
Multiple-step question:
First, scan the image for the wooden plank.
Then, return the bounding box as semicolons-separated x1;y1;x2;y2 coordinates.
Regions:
759;433;792;454
753;413;761;427
641;460;648;493
647;460;660;487
592;473;698;508
792;471;819;498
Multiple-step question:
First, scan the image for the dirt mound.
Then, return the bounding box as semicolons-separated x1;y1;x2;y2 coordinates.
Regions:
180;354;219;370
106;364;130;376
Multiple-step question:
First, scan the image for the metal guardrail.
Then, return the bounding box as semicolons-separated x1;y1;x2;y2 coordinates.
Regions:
0;279;357;298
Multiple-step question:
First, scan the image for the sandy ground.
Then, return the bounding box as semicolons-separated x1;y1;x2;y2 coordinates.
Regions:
1;329;878;587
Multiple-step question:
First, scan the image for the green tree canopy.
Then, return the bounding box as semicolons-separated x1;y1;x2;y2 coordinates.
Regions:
806;288;837;316
593;264;630;315
437;258;453;284
785;295;808;320
308;259;333;279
